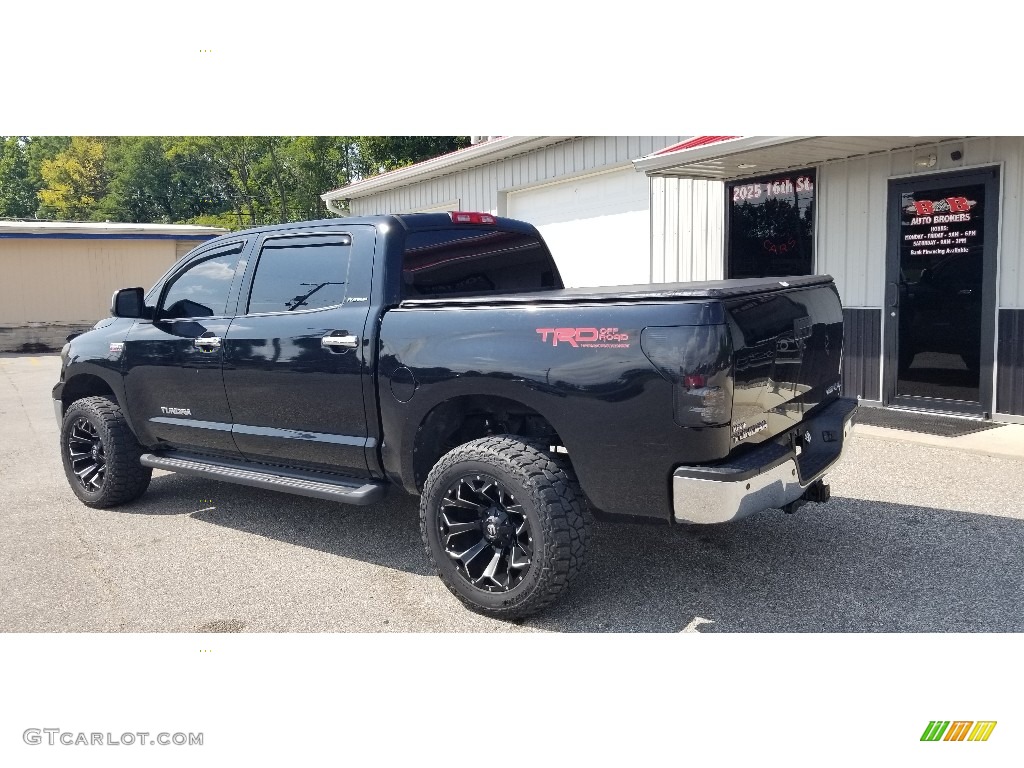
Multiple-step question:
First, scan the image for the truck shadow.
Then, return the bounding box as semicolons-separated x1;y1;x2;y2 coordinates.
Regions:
148;473;1024;632
540;496;1024;633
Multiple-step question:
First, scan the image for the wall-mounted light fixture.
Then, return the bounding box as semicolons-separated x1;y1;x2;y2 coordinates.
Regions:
914;153;937;169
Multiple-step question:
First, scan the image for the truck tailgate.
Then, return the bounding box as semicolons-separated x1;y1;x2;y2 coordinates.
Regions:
724;280;844;447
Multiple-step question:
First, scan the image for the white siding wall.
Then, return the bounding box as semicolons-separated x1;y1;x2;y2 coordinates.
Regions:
651;176;725;283
348;137;687;219
816;136;1024;310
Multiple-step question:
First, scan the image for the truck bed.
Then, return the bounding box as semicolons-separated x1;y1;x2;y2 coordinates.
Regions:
381;274;845;521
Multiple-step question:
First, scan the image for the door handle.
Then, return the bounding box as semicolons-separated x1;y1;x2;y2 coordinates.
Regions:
886;282;899;308
322;333;359;349
193;336;222;349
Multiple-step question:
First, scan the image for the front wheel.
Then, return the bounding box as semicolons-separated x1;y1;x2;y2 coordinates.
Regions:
419;435;590;619
60;396;152;508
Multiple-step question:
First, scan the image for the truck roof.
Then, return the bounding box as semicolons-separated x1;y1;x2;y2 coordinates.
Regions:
197;213;541;245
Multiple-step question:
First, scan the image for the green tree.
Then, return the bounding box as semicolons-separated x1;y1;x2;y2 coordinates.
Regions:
11;135;469;226
171;136;355;228
37;137;108;219
271;136;356;222
96;137;173;222
207;136;268;227
0;137;36;218
163;136;235;222
163;137;251;227
352;136;471;177
26;136;71;189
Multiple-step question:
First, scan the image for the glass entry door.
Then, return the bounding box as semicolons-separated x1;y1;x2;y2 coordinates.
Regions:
884;167;999;415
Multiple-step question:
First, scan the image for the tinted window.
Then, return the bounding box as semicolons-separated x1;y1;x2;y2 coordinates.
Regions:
727;170;815;279
161;250;240;319
899;183;985;284
402;229;556;299
930;253;980;288
247;237;353;314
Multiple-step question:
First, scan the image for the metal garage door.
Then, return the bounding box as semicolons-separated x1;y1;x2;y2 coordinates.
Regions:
507;168;651;288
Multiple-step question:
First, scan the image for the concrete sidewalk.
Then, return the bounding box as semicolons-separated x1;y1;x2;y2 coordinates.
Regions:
854;421;1024;461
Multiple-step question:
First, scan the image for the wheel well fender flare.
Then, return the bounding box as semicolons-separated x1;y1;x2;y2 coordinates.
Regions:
404;394;566;493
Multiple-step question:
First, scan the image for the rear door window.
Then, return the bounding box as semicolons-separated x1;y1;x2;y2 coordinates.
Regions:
246;234;362;314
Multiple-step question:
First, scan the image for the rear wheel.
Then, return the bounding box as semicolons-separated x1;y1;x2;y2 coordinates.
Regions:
60;396;152;508
419;435;589;619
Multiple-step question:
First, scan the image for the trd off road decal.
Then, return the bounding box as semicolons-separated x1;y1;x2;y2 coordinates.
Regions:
535;327;631;348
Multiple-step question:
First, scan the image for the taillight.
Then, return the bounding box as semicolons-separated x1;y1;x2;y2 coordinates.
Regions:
449;211;496;224
640;325;733;427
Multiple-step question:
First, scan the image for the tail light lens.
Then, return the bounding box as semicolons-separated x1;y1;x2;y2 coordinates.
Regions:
641;325;733;427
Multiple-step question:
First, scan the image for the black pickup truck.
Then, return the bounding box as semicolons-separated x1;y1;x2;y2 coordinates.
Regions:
54;212;857;617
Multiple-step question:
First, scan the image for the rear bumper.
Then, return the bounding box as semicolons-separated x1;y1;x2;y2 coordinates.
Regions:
672;397;858;524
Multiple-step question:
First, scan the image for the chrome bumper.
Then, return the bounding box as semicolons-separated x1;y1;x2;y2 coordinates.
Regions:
672;398;857;525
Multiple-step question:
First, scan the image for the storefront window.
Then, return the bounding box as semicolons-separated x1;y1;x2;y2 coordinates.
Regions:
726;169;816;279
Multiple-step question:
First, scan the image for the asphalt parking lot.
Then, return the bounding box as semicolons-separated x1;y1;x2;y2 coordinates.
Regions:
3;353;1024;633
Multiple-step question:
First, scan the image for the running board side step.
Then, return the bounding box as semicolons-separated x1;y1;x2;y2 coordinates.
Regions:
140;453;387;505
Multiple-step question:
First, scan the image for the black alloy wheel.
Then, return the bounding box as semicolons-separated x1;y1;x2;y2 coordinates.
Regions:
60;396;152;508
66;417;107;493
438;473;534;592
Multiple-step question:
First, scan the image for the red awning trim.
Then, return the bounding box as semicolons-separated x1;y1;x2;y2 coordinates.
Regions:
654;136;740;156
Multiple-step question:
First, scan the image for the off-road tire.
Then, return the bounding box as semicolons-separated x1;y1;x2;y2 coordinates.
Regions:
419;435;590;619
60;396;152;508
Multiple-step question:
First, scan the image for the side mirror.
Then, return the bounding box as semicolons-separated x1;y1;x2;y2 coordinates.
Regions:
111;287;146;318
